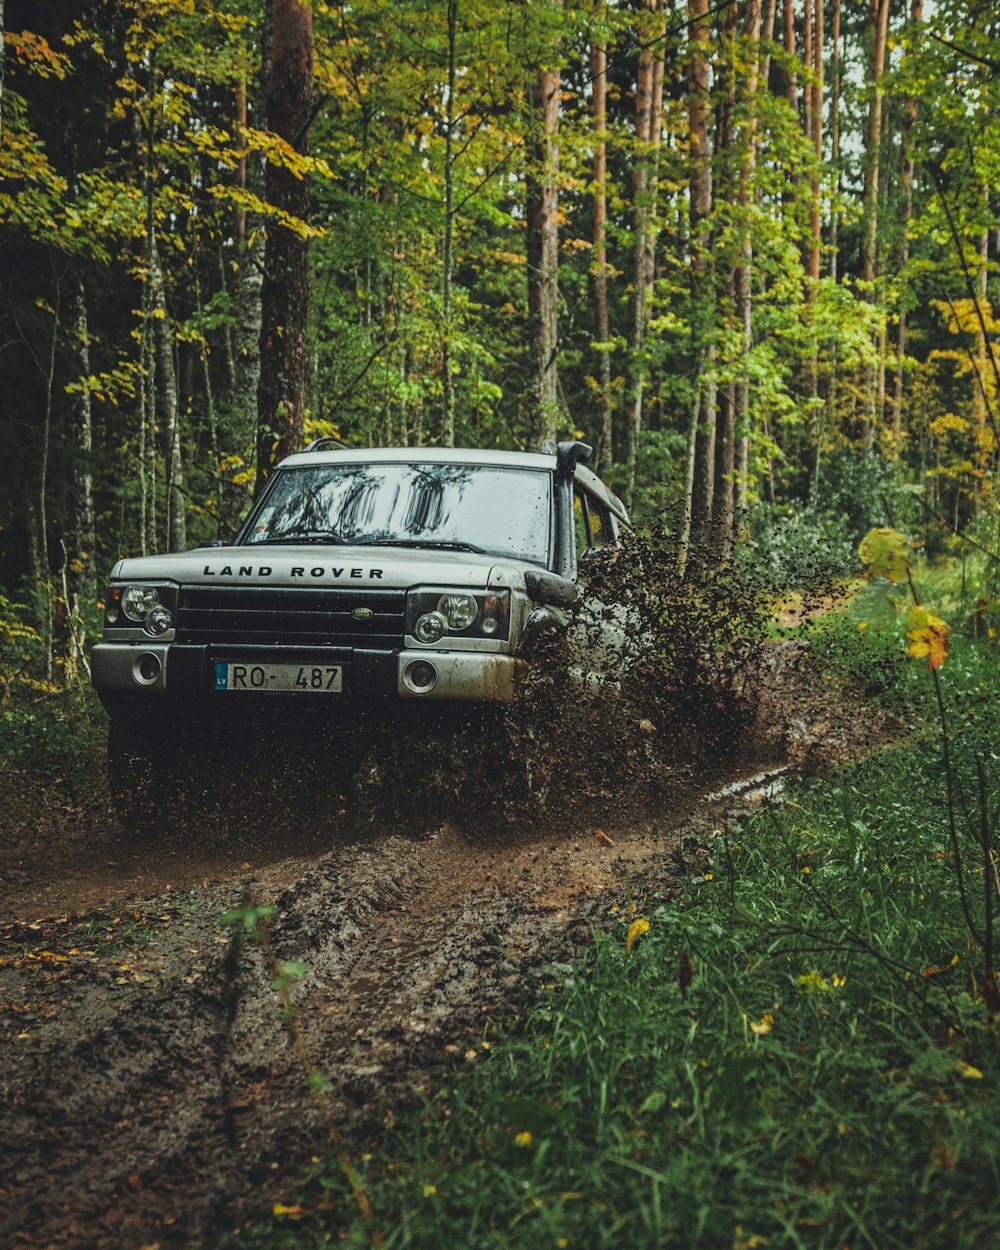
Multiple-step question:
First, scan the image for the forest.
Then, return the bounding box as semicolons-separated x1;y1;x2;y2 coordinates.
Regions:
1;0;997;652
3;4;1000;1248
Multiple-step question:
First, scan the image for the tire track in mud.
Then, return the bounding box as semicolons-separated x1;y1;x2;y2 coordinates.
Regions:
0;642;907;1249
1;773;791;1250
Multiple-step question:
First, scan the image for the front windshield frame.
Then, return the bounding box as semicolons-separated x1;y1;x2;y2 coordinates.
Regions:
236;460;556;568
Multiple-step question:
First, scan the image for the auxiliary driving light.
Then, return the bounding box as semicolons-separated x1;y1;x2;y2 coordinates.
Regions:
414;611;448;644
144;605;173;636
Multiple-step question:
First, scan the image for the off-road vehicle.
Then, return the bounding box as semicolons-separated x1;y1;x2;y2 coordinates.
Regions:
92;440;630;823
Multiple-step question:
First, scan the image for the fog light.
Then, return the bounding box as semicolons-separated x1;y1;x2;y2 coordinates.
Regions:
133;652;162;685
481;616;498;635
403;660;438;693
414;611;447;644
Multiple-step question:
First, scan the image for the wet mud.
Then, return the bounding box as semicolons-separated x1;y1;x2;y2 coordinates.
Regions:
0;633;905;1250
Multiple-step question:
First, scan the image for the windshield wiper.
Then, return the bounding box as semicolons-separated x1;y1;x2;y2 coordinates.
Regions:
258;529;348;545
358;538;488;554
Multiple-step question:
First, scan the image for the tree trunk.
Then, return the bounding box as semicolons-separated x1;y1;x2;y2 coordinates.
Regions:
783;0;797;115
70;274;96;603
713;2;738;554
255;0;313;497
0;0;5;143
808;0;823;284
526;62;560;449
972;210;990;440
734;0;763;536
891;0;920;446
681;0;714;568
151;236;186;551
862;0;890;287
623;0;661;507
861;0;890;447
441;0;458;447
828;0;841;279
590;38;613;477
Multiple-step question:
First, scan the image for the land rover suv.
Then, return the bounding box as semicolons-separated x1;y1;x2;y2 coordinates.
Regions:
92;441;630;823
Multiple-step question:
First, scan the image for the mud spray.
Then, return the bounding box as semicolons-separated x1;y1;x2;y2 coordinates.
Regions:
0;532;904;1250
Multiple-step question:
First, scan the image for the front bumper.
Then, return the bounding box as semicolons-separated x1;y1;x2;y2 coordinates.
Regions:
90;642;525;703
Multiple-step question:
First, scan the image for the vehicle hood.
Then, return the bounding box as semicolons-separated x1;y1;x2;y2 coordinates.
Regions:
109;545;537;591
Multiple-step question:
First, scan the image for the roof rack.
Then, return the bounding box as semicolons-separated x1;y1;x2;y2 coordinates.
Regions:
303;436;350;452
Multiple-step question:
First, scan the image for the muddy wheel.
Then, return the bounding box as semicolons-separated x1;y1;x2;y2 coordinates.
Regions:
106;717;179;828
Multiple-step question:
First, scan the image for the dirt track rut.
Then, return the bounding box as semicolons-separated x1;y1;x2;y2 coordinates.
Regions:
0;641;905;1249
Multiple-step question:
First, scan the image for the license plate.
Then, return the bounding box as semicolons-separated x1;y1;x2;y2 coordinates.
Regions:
214;662;343;693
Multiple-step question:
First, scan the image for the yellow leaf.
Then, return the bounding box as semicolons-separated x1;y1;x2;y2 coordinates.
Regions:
273;1203;302;1219
906;606;950;671
626;916;650;954
514;1131;533;1148
858;528;910;583
955;1060;983;1080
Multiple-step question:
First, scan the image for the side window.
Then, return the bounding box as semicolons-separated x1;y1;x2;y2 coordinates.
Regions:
574;487;611;557
573;490;589;558
587;497;611;548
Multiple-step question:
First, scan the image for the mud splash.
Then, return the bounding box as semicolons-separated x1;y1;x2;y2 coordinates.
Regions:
0;549;904;1248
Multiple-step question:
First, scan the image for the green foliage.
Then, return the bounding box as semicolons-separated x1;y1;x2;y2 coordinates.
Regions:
742;502;858;591
223;556;1000;1249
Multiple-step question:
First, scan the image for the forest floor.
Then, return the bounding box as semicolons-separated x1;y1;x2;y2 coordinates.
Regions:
0;640;904;1250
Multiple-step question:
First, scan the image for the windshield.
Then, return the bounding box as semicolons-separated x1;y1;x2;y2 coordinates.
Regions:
244;462;553;566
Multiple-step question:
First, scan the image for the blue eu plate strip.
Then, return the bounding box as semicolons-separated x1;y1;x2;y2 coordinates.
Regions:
214;662;228;691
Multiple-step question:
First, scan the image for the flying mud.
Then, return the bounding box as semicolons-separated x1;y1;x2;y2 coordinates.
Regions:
0;547;905;1249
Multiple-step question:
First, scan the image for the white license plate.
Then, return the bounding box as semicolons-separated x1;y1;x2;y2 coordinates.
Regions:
214;662;343;693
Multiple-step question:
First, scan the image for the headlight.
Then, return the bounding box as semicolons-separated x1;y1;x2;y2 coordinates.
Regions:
437;593;477;630
122;585;160;621
406;588;510;642
105;583;178;635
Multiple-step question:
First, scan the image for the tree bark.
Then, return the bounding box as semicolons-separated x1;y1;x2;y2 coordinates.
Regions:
441;0;458;447
890;0;920;446
590;38;613;477
685;0;715;556
0;0;5;143
526;62;560;449
828;0;841;279
151;236;185;551
712;2;739;552
783;0;797;116
71;273;96;602
862;0;890;287
623;0;661;507
808;0;823;284
861;0;890;447
255;0;313;497
734;0;763;536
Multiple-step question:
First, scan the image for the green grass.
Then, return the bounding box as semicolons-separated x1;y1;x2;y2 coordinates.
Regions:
228;555;999;1247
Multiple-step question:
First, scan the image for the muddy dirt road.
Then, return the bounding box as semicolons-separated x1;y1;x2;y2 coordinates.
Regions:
0;643;903;1250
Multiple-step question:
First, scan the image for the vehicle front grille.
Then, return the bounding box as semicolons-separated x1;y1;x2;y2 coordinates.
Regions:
175;585;406;648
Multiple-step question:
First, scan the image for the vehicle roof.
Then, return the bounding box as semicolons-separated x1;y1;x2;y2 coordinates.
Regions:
277;445;630;522
279;446;557;471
